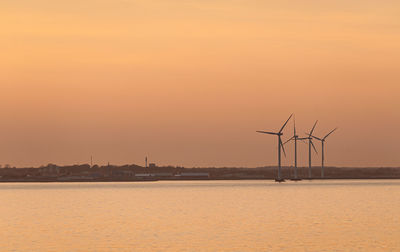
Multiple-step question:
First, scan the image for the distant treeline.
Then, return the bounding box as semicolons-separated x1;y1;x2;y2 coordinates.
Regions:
1;164;400;180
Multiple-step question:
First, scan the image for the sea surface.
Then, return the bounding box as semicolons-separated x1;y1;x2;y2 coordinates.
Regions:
1;180;399;251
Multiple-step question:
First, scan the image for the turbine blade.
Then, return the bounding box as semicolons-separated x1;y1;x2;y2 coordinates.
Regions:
279;114;293;133
293;116;296;136
256;131;278;135
311;140;318;154
311;135;322;141
280;141;287;157
323;127;338;140
309;120;318;136
283;137;294;145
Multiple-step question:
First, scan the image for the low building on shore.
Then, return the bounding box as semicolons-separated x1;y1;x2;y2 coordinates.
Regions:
154;172;174;177
112;170;135;177
135;173;155;178
175;172;210;179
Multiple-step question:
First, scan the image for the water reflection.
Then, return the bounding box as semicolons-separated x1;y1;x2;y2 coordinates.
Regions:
1;180;399;251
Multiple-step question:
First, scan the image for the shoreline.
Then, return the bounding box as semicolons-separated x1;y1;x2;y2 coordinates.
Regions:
1;177;400;183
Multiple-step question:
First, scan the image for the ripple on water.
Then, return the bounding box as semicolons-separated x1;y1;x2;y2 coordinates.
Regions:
0;180;400;251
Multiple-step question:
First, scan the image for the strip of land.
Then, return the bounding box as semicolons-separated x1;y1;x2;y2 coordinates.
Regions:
1;164;400;182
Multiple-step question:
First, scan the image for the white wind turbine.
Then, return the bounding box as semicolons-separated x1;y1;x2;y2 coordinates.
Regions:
304;120;318;179
311;128;338;178
283;116;304;181
257;114;293;182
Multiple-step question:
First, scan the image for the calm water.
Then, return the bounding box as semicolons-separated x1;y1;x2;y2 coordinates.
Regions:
1;180;399;251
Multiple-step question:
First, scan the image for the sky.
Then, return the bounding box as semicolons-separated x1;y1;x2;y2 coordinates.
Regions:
1;0;399;168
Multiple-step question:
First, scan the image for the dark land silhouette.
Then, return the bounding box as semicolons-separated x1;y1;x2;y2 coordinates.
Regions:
1;163;400;182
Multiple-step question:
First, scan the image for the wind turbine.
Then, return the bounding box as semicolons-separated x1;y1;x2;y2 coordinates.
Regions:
283;117;303;181
257;114;293;182
311;128;338;178
304;120;318;179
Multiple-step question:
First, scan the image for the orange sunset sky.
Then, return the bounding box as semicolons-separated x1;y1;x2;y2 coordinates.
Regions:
1;0;399;167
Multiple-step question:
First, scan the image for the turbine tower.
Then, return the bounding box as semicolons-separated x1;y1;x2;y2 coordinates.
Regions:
257;114;293;182
305;120;318;179
311;128;337;178
283;116;302;180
